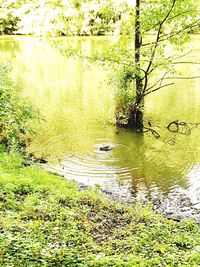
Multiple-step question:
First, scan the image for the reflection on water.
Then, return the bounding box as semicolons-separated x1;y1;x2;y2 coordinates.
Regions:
1;36;200;218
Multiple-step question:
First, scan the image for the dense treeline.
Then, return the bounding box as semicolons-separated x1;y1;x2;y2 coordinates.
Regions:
0;0;135;36
1;0;200;37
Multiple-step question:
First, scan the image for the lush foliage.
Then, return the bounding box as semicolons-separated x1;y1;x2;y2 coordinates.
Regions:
0;147;200;266
0;0;133;36
77;0;200;128
0;13;20;35
55;0;200;128
0;63;36;151
112;0;200;128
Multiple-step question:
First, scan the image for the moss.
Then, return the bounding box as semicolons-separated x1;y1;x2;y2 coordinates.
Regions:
0;147;200;266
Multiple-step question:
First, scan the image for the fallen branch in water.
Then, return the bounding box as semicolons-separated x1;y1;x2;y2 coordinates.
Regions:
142;120;200;144
143;122;161;139
167;120;200;135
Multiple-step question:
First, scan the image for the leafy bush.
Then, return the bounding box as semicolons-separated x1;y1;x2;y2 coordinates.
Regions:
0;63;37;151
0;13;20;35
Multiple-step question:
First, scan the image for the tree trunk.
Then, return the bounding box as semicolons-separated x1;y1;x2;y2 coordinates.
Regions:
128;0;144;131
127;102;143;130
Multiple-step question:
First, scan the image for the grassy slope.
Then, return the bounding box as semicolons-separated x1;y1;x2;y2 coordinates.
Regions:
0;147;200;266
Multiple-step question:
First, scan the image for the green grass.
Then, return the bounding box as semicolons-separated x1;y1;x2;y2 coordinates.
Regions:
0;146;200;266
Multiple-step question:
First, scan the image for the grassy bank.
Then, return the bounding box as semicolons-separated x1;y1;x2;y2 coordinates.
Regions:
0;147;200;266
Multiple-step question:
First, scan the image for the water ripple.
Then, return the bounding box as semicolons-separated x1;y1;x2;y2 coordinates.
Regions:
47;141;135;188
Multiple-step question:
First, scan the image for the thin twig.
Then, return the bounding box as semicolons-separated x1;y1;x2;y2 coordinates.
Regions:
165;75;200;80
144;82;175;96
173;61;200;65
142;18;200;47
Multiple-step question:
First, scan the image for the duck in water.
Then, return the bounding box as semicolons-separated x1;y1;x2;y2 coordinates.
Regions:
99;145;113;151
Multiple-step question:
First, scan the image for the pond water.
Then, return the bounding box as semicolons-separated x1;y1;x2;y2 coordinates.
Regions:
1;36;200;220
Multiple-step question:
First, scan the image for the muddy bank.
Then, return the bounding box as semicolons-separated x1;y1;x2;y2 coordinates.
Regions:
45;163;200;224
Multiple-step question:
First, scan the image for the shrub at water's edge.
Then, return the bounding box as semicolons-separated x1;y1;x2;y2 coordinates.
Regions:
0;63;37;152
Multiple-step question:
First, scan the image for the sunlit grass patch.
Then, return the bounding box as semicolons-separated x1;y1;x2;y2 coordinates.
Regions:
0;147;200;266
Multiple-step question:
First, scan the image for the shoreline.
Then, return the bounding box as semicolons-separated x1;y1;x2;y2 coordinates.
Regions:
45;163;200;225
0;149;200;266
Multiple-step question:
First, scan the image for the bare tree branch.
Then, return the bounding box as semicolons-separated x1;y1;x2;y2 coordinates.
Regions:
160;19;200;41
143;9;197;33
142;0;177;95
165;75;200;80
146;70;170;92
173;61;200;65
144;82;175;96
168;49;200;61
142;18;200;47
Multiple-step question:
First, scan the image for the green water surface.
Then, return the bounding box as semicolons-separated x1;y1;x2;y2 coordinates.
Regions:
1;36;200;209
